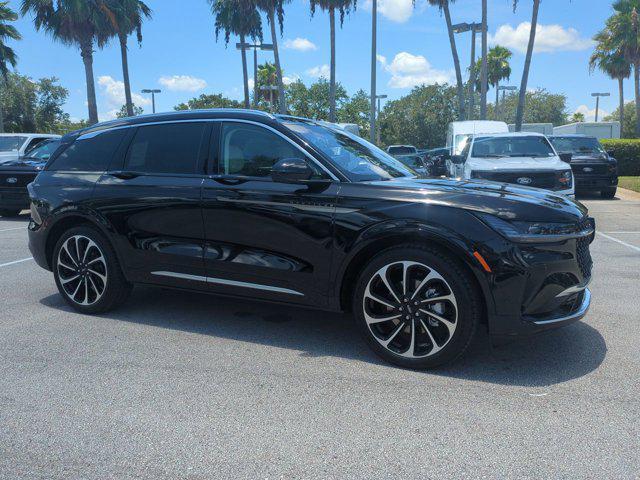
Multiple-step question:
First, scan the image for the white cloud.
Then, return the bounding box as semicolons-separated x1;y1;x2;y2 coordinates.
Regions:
97;75;150;118
306;64;330;78
384;52;452;89
377;54;387;65
490;23;594;54
248;78;255;90
158;75;207;92
363;0;415;23
283;74;301;85
283;37;317;51
574;104;609;123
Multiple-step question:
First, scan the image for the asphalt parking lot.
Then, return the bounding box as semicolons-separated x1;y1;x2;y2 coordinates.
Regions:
1;190;639;479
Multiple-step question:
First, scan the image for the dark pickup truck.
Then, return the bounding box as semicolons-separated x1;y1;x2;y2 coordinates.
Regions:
548;135;618;199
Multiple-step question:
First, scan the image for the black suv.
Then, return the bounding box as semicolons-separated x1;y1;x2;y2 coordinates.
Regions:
548;135;618;198
28;110;594;369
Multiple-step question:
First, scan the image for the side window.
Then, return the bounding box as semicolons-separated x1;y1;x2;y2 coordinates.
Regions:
460;139;472;159
125;122;206;175
25;137;48;154
220;122;321;178
49;129;126;172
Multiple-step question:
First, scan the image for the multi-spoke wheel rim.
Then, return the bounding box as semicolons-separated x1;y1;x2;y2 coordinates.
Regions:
57;235;107;306
363;261;458;358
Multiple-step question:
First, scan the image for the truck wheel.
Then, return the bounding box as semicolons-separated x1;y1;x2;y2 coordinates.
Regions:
601;187;617;199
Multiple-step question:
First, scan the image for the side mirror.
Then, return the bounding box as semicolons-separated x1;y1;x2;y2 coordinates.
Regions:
450;154;466;165
559;152;573;163
271;157;314;183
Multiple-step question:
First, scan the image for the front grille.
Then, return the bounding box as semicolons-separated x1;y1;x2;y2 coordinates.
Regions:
0;172;36;188
571;164;608;176
576;237;593;278
474;171;558;190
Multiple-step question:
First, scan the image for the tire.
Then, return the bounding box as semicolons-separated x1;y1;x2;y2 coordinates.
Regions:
353;245;481;369
52;226;132;314
600;187;617;199
0;209;21;217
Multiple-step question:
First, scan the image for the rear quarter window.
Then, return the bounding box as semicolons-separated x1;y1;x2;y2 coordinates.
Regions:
48;129;127;172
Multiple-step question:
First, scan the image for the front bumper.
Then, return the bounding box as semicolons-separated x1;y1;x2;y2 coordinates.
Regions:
0;188;30;209
574;174;618;191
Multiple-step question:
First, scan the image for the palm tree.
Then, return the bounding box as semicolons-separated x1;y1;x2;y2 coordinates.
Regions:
22;0;111;125
475;45;512;119
513;0;540;131
257;61;278;105
607;0;640;136
310;0;356;122
0;2;21;133
427;0;465;120
590;28;631;130
480;0;488;119
210;0;263;109
255;0;289;114
101;0;152;117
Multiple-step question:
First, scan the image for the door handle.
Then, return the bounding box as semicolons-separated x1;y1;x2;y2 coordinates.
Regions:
108;170;140;180
210;175;246;185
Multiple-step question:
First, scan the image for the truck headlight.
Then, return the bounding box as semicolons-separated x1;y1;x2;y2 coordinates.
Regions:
476;213;594;243
557;170;573;189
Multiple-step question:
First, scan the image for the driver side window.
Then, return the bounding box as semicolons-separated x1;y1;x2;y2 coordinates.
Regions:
219;122;321;179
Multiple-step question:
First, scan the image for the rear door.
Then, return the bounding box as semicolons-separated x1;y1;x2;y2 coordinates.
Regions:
92;121;210;288
201;120;339;307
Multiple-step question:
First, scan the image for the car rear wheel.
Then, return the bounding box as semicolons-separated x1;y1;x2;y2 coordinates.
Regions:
53;226;132;314
601;187;617;199
0;209;21;217
353;245;481;369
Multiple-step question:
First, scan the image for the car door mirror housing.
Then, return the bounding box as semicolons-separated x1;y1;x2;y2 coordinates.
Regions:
271;157;315;183
450;154;466;165
559;153;573;163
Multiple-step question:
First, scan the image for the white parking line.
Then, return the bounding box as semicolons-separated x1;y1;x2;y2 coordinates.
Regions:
0;257;33;268
603;231;640;234
0;226;26;233
596;232;640;253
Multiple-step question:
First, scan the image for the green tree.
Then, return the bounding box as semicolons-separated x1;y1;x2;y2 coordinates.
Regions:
513;0;541;131
338;88;370;138
101;0;152;117
475;45;512;119
0;2;20;133
309;0;356;122
210;0;262;109
257;61;278;105
115;102;143;118
0;72;70;133
285;77;348;120
378;83;458;149
255;0;288;114
21;0;112;125
488;88;568;126
570;111;585;123
174;93;242;110
427;0;465;120
605;101;637;138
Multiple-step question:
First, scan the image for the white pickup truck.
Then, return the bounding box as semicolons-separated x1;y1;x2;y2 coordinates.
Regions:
449;132;575;196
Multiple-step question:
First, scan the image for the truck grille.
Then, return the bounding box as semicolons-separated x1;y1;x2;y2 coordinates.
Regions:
473;171;558;190
576;237;592;279
571;164;608;176
0;172;36;188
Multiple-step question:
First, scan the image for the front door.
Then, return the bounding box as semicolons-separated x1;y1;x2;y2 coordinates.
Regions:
201;121;339;307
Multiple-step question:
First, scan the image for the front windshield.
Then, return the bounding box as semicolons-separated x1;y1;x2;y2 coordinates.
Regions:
472;135;555;158
396;155;423;169
549;137;605;155
284;121;415;181
0;136;28;152
24;140;60;160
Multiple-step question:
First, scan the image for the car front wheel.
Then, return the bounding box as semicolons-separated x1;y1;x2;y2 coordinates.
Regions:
53;226;132;314
354;245;481;369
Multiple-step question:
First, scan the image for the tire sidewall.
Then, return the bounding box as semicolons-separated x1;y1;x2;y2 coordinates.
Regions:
353;246;479;369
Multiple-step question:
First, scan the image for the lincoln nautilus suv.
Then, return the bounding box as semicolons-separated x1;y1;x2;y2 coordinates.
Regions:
28;109;594;369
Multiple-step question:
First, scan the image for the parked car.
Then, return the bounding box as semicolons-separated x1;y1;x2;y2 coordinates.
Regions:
394;154;432;177
548;135;618;199
0;138;62;217
0;133;60;164
387;145;418;156
449;132;575;197
422;147;450;177
28;110;594;369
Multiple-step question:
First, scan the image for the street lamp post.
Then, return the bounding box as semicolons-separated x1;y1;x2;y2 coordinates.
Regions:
375;94;387;145
370;0;377;144
237;42;274;109
141;89;161;114
497;85;517;120
453;22;483;120
591;92;610;122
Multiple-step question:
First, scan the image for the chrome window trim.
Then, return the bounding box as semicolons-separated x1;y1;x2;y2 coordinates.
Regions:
151;271;305;296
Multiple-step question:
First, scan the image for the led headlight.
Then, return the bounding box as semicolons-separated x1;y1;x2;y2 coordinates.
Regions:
557;170;573;189
476;213;594;243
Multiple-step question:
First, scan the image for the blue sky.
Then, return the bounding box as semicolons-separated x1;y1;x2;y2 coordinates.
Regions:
8;0;621;123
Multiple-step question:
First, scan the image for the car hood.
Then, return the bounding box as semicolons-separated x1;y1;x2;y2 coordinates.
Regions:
359;177;587;223
0;158;45;171
467;156;568;171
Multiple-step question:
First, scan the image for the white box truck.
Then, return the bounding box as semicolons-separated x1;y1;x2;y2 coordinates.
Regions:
508;123;554;135
552;122;621;139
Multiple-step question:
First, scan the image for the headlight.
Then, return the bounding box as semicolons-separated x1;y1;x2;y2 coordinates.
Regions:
476;213;595;243
557;170;573;189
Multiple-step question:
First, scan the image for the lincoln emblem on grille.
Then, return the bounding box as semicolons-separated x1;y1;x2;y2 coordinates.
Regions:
6;177;17;184
516;177;532;185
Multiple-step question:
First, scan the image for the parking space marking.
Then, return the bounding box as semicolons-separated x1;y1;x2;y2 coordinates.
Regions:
0;257;33;268
603;231;640;234
0;227;26;233
596;232;640;253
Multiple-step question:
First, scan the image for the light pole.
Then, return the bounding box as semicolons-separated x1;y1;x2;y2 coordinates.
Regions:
375;94;387;145
259;85;279;106
497;85;517;120
591;92;610;122
141;89;161;114
370;0;377;144
237;42;274;109
453;22;483;120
